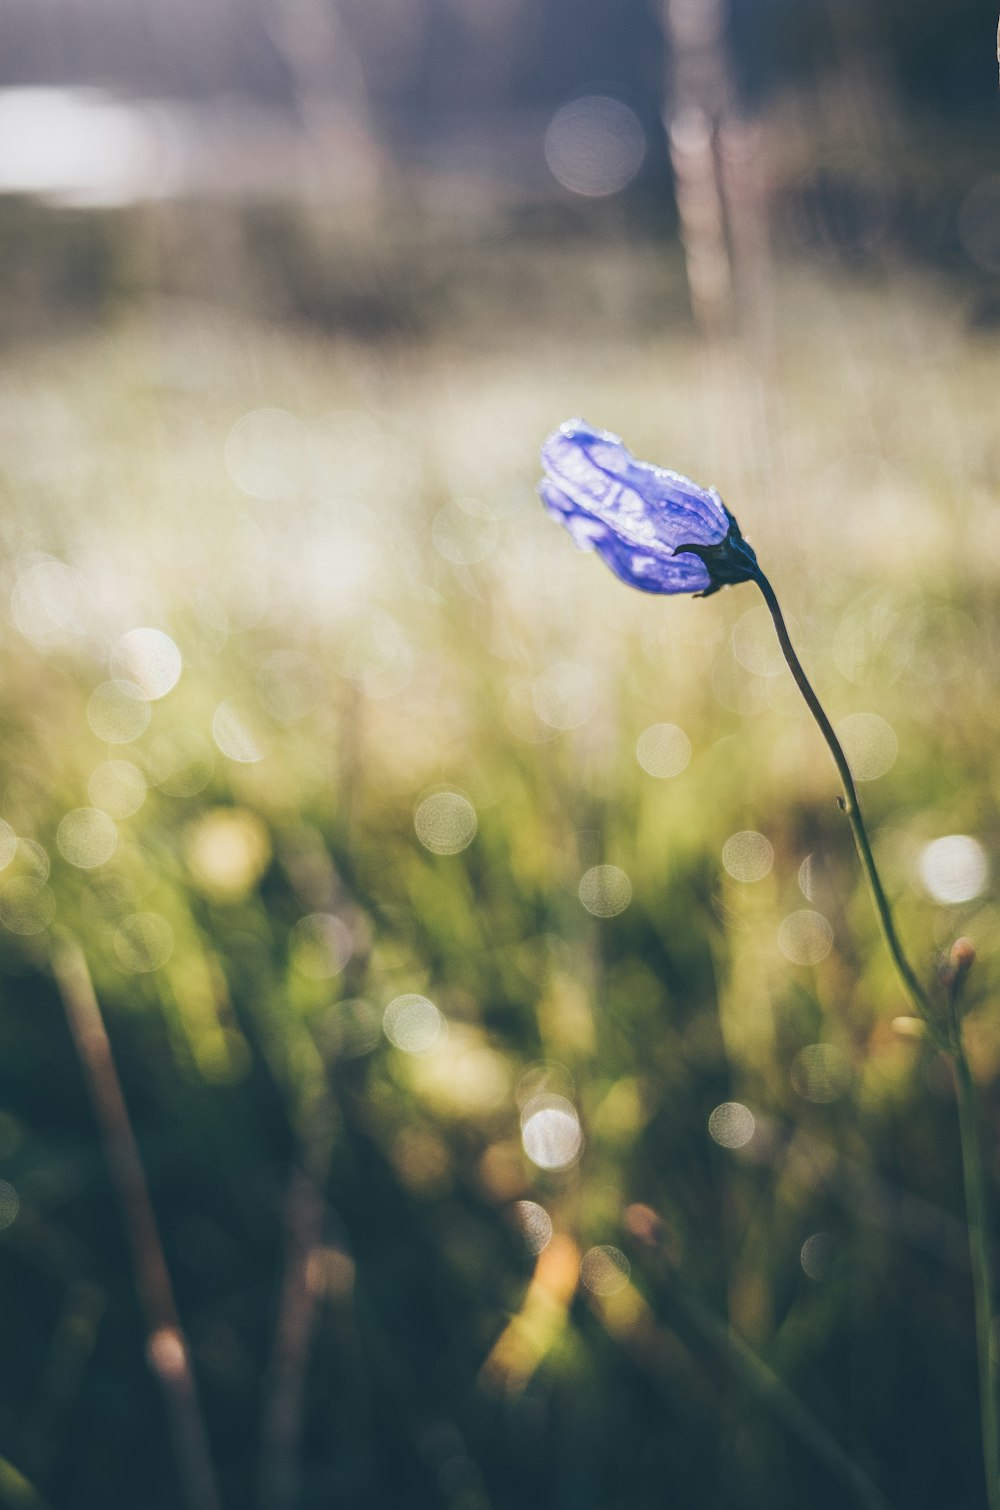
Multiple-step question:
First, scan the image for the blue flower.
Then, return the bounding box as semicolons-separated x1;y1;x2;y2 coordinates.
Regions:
539;419;758;597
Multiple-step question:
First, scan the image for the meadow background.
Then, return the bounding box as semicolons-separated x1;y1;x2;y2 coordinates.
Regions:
0;2;998;1507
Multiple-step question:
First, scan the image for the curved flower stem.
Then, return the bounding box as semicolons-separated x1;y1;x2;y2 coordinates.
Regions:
752;567;932;1020
753;565;999;1510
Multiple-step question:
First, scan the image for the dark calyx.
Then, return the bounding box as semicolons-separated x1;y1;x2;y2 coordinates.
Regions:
674;512;758;597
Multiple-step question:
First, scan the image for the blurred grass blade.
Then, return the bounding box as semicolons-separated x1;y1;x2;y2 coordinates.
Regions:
50;938;222;1510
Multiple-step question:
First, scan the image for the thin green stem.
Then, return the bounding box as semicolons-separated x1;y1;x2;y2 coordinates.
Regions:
753;565;999;1510
668;1280;893;1510
752;568;931;1020
948;988;1000;1510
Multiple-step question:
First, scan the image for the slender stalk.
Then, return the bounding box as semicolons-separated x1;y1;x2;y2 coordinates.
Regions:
753;566;1000;1510
947;979;1000;1510
50;938;222;1510
668;1281;893;1510
752;567;931;1018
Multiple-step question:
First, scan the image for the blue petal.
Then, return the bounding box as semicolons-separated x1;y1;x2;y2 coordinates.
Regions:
540;481;712;595
541;419;730;554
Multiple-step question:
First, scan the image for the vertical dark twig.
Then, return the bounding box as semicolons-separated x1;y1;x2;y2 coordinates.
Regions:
259;1157;330;1510
50;939;221;1510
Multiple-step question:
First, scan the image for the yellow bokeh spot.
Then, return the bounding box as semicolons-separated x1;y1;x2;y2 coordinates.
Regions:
184;808;271;901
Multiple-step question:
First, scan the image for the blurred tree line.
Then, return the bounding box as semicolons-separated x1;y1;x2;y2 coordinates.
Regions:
0;0;993;125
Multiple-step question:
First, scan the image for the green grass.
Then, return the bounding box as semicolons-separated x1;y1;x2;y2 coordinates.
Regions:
0;249;998;1508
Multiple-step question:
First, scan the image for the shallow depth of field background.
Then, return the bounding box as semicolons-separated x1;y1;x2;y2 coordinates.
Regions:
0;3;999;1508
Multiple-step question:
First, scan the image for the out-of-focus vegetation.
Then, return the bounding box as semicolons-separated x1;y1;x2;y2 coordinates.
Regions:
0;201;999;1510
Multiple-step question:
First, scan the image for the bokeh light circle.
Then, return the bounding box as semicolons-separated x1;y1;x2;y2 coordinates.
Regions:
919;835;988;904
778;909;834;965
836;712;898;782
383;994;444;1055
111;628;182;701
0;1180;19;1230
580;1245;630;1296
708;1101;755;1149
513;1200;553;1255
545;95;646;197
0;877;55;935
289;913;353;979
732;606;787;677
88;681;152;744
722;830;773;883
256;651;322;725
520;1094;584;1171
532;661;597;730
414;793;477;856
636;722;691;778
145;729;215;797
0;822;17;872
801;1232;836;1281
212;700;266;763
115;912;175;972
57;807;118;869
579;865;631;917
89;760;147;819
225;407;309;499
790;1043;852;1103
10;559;78;642
432;499;498;565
